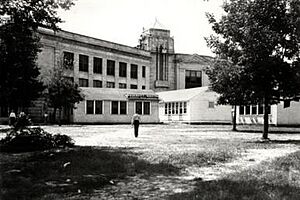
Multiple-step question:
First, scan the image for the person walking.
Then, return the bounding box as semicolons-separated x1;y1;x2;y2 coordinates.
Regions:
131;112;141;138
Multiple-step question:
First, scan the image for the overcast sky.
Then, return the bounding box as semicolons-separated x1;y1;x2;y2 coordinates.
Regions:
58;0;225;56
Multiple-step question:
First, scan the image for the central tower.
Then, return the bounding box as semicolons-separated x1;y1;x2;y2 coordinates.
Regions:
138;28;175;91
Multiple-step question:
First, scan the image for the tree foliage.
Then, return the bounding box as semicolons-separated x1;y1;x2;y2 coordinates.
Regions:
206;0;300;138
0;0;74;111
47;65;84;124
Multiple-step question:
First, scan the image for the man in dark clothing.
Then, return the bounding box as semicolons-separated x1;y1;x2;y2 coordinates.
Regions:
131;113;141;138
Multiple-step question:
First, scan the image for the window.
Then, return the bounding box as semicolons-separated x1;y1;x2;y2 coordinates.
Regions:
142;86;146;90
63;51;74;69
86;100;94;114
79;54;89;72
172;102;175;114
111;101;118;114
95;101;103;114
165;103;168;115
93;57;102;74
79;78;88;87
107;60;115;76
252;105;257;115
106;82;115;88
130;84;138;89
185;70;202;89
111;101;126;115
168;103;171;114
142;66;146;78
119;83;127;89
119;62;127;77
93;80;102;88
144;102;150;115
175;102;178;114
130;64;138;79
258;104;264;114
179;102;183;114
208;101;215;108
136;102;142;114
240;106;245;115
120;101;127;115
245;106;251;115
183;102;187;114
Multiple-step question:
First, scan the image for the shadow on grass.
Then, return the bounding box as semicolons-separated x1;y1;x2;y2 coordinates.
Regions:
247;139;300;145
236;129;300;134
0;146;180;200
167;179;300;200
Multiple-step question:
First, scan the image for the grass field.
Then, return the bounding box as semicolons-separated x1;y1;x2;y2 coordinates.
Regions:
1;124;300;199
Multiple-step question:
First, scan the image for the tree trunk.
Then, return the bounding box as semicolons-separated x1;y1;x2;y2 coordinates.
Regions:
58;108;62;126
53;108;57;123
263;97;269;139
232;105;237;131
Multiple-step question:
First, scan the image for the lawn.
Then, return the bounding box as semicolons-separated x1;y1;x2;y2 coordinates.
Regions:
1;124;300;199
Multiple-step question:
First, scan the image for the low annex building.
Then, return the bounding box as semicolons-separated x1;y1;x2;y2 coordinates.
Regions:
157;87;232;124
237;101;300;126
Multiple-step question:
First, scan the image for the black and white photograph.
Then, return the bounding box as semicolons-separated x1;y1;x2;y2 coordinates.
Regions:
1;0;300;199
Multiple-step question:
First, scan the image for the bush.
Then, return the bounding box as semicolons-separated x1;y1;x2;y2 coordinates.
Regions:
0;127;74;153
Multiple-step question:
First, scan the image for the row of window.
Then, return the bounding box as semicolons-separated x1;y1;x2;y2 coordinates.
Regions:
64;51;146;78
164;102;187;115
239;105;271;115
86;100;151;115
78;78;145;89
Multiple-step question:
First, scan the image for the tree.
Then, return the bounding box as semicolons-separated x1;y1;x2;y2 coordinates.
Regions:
206;0;300;139
47;63;84;125
206;59;251;131
0;0;74;112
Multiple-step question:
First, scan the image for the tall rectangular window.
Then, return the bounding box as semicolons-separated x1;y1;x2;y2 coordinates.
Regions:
245;106;251;115
107;60;115;76
258;104;264;114
142;66;146;78
111;101;118;114
86;100;94;114
136;102;142;114
119;62;127;77
252;105;257;115
95;100;103;114
179;102;183;114
168;103;171;114
183;102;187;114
130;64;138;79
106;82;115;88
144;102;150;115
79;78;88;87
185;70;202;89
172;102;175;114
165;103;168;115
93;80;102;88
63;51;74;70
120;101;127;115
79;54;89;72
240;106;245;115
93;57;102;74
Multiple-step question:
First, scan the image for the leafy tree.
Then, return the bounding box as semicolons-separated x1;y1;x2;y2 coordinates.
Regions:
0;0;74;112
206;59;251;131
47;63;84;125
206;0;300;139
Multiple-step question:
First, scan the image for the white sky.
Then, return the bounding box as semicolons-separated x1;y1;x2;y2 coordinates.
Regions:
58;0;225;56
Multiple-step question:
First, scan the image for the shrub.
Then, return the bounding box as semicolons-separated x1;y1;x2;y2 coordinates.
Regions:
0;127;74;153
